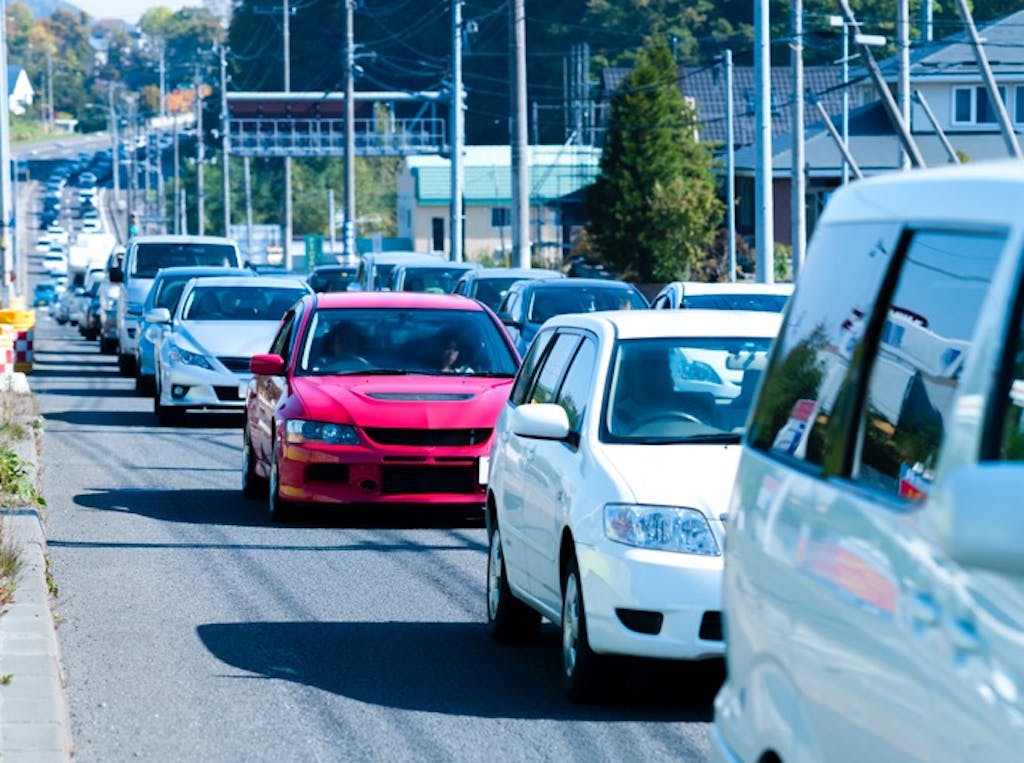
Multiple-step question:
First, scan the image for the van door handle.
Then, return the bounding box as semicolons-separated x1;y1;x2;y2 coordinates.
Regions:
908;591;940;627
948;619;980;653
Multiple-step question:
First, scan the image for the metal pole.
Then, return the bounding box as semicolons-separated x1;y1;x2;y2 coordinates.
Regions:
913;90;960;164
172;112;179;234
159;43;167;118
837;0;926;168
791;0;806;279
922;0;933;42
841;23;849;185
220;44;231;237
0;0;11;304
725;50;736;283
450;0;464;262
814;99;864;179
244;155;253;260
511;0;530;268
328;188;337;259
344;0;357;259
283;0;294;268
953;0;1022;159
754;0;774;283
195;66;205;236
532;100;538;146
898;0;911;169
180;187;187;235
46;49;53;132
110;84;121;229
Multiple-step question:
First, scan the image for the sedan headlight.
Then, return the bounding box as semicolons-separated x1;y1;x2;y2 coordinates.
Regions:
285;419;359;445
604;503;719;556
167;342;213;370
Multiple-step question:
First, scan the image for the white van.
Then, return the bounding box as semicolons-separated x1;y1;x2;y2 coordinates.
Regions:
109;235;242;376
355;251;443;292
713;161;1024;762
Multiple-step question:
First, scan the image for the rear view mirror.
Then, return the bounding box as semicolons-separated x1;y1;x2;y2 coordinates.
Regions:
932;463;1024;576
250;353;285;376
109;266;124;283
498;311;520;329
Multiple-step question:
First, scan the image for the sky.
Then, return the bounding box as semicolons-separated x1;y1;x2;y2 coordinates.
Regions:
70;1;193;23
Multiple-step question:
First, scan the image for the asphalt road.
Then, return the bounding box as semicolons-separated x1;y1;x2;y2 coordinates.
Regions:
32;313;720;762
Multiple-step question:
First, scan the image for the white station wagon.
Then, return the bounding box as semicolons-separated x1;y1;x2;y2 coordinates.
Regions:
485;309;781;699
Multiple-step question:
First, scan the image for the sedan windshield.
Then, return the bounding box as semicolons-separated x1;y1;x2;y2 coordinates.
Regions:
603;336;774;443
309;268;357;293
470;277;520;311
527;287;647;325
182;286;306;321
297;307;518;377
400;267;470;293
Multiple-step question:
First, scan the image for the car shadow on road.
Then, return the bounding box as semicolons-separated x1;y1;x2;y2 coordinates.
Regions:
197;620;722;723
43;409;159;427
38;387;138;397
72;487;486;531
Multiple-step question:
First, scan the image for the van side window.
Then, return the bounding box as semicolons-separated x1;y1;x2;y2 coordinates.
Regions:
750;222;901;470
852;229;1006;500
555;338;597;435
529;333;581;405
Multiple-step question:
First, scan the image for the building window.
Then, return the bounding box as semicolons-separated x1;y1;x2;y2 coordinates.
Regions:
491;207;511;228
431;217;445;252
952;85;1008;125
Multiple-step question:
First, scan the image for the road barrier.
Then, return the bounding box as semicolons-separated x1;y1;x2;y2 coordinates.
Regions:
0;308;35;373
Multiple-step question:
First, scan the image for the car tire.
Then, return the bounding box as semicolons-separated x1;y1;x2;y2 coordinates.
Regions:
561;554;604;702
268;436;295;523
117;353;135;376
241;428;267;499
135;372;154;396
487;525;541;643
157;404;185;427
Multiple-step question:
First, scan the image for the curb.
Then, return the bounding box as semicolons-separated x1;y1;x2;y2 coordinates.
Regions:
0;509;73;762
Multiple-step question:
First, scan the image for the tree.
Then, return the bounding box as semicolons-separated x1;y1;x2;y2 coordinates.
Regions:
584;37;722;283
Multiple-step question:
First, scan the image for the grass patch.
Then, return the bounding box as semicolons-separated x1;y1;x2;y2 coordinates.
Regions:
0;530;22;609
44;555;58;598
0;448;44;507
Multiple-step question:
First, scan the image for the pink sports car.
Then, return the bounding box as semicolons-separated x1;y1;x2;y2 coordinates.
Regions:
242;291;520;520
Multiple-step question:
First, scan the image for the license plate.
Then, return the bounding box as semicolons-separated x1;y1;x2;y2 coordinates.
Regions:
478;456;490;485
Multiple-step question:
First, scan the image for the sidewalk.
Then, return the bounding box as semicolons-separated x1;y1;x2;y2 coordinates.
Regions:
0;374;73;761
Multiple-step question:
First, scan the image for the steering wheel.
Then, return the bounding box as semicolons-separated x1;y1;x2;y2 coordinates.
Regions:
321;355;373;373
629;411;702;433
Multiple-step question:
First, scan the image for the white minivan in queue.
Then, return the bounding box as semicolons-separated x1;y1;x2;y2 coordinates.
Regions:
109;235;243;376
713;161;1024;762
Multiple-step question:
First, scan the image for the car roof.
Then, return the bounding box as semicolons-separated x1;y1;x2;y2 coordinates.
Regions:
363;251;444;265
395;261;477;270
186;276;309;289
677;281;794;296
464;267;563;280
544;309;783;339
130;235;239;246
822;159;1024;228
514;277;638;291
153;266;252;280
314;291;487;312
311;263;358;272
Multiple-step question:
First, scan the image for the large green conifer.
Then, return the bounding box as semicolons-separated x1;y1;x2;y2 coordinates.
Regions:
585;37;722;282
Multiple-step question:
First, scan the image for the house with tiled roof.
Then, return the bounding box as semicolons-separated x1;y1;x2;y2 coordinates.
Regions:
397;145;601;263
734;9;1024;246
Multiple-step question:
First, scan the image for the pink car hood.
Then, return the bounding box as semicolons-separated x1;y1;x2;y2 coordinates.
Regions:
291;374;513;429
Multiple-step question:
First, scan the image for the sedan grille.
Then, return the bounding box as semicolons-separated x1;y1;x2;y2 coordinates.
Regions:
218;356;251;372
364;428;492;447
380;465;477;495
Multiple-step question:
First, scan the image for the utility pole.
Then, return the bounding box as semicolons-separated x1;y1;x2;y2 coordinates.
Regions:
791;0;806;278
220;44;231;236
172;111;179;233
0;3;12;304
283;0;294;268
898;0;911;169
159;43;167;118
195;65;205;236
450;0;465;262
754;0;774;283
344;0;356;259
109;83;121;228
510;0;530;268
328;188;337;259
180;187;187;235
922;0;933;43
46;49;54;132
724;50;736;283
244;156;253;260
